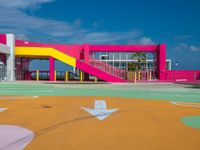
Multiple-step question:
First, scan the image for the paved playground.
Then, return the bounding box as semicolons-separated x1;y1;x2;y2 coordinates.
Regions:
0;82;200;150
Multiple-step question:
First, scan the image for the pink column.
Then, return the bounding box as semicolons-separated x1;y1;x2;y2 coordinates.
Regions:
157;44;166;80
84;44;90;63
0;34;6;44
49;56;55;81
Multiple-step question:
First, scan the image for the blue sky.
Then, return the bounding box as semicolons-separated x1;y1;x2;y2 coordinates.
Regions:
0;0;199;70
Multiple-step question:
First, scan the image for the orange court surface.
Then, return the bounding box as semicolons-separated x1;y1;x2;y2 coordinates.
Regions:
0;95;200;150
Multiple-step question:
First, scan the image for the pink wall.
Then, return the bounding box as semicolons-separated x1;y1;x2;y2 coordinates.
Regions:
157;44;166;80
84;44;90;63
0;34;7;64
166;70;200;81
15;40;84;60
0;34;6;44
15;39;167;81
90;45;158;52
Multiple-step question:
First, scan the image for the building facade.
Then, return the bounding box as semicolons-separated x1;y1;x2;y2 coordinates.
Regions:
0;33;199;82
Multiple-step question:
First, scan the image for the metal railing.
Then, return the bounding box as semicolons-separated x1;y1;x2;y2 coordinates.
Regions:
89;57;158;82
88;56;157;81
89;57;127;79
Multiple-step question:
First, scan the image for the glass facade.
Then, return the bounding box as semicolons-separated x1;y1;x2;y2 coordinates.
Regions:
90;51;171;80
90;52;158;71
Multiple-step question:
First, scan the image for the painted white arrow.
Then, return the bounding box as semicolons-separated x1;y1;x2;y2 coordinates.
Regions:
0;108;7;112
81;100;118;120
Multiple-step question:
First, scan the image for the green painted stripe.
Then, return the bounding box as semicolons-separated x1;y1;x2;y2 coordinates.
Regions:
0;83;199;102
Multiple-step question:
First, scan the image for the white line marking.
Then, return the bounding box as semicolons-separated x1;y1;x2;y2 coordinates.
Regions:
0;88;52;90
170;101;200;108
0;96;40;100
32;96;39;99
0;108;7;112
0;90;53;93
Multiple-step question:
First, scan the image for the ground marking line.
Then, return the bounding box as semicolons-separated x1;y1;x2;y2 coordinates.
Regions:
0;88;52;90
0;96;39;100
0;108;7;112
174;102;200;105
149;92;200;98
0;90;53;93
170;101;200;108
32;96;39;98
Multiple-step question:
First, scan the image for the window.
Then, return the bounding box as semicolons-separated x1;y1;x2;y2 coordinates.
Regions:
121;53;126;60
108;53;114;60
114;53;120;60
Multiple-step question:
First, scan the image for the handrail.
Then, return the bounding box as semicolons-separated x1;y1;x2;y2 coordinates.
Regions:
88;57;127;79
88;56;157;81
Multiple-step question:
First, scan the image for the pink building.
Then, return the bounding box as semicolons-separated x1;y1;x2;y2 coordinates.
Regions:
0;33;200;82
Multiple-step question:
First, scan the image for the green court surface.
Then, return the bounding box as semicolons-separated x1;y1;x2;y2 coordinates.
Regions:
0;82;199;102
182;116;200;128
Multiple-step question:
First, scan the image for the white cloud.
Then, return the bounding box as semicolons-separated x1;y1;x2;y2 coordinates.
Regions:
0;6;89;39
92;22;100;28
174;34;198;40
69;30;142;44
0;0;54;9
138;37;155;45
73;19;82;27
0;0;155;44
189;45;200;52
128;37;155;45
174;43;200;52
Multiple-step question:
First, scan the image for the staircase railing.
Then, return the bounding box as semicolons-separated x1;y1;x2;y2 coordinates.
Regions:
88;58;158;81
88;57;127;79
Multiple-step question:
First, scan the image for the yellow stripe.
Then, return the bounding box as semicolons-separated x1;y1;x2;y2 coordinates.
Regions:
15;47;76;67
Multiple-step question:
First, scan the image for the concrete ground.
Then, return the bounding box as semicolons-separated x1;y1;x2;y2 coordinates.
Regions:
0;82;199;150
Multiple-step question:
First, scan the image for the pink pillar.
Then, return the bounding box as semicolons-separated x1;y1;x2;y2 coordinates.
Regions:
157;44;166;80
0;34;6;44
49;56;55;81
84;44;90;63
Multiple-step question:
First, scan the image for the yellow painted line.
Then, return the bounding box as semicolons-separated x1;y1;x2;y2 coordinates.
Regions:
15;47;76;67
